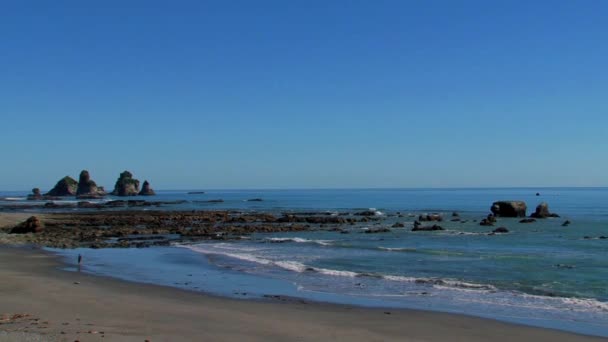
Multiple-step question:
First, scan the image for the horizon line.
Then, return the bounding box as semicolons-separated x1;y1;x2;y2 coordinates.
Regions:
2;186;608;193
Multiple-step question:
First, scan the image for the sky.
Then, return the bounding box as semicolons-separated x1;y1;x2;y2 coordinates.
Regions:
1;1;607;190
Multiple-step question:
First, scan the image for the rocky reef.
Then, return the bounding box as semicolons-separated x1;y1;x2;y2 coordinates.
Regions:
111;171;140;196
138;180;156;196
45;176;78;197
76;170;106;199
490;201;527;217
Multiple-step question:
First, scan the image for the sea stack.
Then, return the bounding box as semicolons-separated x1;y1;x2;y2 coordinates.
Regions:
138;180;156;196
45;176;78;196
530;202;560;218
27;188;43;200
76;170;106;198
490;201;527;217
111;171;140;196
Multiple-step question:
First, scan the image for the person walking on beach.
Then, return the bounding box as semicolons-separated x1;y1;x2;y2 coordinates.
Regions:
78;254;82;268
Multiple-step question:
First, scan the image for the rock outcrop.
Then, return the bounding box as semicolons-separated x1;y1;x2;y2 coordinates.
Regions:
490;201;527;217
138;180;156;196
76;170;106;198
45;176;78;196
418;214;443;222
530;202;560;218
492;227;509;233
10;216;44;234
111;171;140;196
27;188;43;200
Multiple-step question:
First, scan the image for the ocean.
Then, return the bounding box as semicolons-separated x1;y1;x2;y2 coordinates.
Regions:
3;188;607;336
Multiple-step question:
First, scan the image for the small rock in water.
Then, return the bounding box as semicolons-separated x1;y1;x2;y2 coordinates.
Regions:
531;202;560;218
492;227;509;233
519;218;536;224
411;224;444;232
561;220;571;227
480;214;497;226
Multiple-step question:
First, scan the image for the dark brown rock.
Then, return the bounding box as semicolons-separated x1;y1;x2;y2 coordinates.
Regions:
364;228;391;234
418;214;443;222
492;227;509;233
138;180;156;196
10;216;44;234
480;214;497;226
76;170;106;198
45;176;78;196
519;218;536;224
412;224;444;231
27;188;43;200
354;210;379;216
490;201;527;217
111;171;140;196
530;202;560;218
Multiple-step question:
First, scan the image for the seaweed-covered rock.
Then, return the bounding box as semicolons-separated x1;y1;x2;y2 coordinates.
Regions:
530;202;560;218
111;171;140;196
76;170;106;198
10;216;44;234
27;188;43;200
490;201;527;217
138;180;156;196
45;176;78;196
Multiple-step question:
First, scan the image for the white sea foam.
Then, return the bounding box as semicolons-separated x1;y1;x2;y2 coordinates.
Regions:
369;208;384;216
378;247;417;252
266;237;333;246
382;275;497;291
179;243;608;316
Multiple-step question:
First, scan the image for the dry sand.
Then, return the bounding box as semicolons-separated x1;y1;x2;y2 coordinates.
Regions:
0;246;604;342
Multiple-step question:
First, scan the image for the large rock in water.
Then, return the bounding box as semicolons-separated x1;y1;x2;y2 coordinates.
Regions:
530;202;560;218
27;188;43;200
138;180;156;196
45;176;78;196
490;201;527;217
76;170;106;198
111;171;140;196
10;216;44;234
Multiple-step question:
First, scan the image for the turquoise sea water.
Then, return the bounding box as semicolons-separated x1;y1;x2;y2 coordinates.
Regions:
3;188;607;336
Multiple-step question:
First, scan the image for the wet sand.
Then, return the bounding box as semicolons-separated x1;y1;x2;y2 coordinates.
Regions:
0;247;604;342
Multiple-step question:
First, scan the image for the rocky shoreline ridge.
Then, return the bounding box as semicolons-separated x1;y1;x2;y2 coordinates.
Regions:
0;199;579;249
27;169;156;200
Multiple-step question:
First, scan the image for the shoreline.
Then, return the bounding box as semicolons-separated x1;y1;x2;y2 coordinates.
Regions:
0;246;605;341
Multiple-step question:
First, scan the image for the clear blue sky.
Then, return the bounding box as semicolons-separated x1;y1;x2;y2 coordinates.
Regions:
1;1;607;190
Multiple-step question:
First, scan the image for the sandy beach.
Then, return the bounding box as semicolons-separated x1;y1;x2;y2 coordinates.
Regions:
0;246;604;342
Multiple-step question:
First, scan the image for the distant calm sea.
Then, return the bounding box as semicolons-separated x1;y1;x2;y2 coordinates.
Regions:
3;188;607;337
